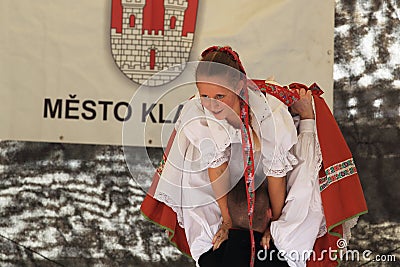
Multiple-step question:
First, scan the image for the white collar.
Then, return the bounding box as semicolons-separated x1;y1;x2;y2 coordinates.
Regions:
178;88;273;152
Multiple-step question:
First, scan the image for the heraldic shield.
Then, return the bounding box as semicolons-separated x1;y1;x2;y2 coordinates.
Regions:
111;0;198;86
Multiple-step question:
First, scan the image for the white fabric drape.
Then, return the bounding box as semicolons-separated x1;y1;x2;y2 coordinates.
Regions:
154;88;323;264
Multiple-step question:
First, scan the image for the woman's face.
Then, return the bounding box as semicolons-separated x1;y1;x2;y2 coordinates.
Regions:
196;75;242;121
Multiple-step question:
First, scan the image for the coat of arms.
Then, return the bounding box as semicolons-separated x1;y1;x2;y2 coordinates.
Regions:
111;0;198;86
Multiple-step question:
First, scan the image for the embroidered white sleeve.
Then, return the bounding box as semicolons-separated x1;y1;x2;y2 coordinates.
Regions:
260;95;298;177
204;147;230;169
263;151;298;177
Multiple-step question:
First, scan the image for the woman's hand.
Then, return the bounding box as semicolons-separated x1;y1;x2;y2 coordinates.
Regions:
291;88;315;120
260;226;271;250
212;219;232;250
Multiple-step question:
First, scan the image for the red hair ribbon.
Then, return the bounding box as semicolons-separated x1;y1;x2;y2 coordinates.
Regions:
200;45;247;75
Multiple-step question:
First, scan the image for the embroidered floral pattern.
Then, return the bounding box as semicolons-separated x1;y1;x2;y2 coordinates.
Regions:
255;81;300;106
238;86;257;267
156;154;167;175
319;158;357;191
288;82;324;97
307;83;324;96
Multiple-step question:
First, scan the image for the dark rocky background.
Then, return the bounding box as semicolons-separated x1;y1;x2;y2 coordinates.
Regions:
1;1;399;266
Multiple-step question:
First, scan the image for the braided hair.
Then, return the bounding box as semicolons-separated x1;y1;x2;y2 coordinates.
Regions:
196;46;246;87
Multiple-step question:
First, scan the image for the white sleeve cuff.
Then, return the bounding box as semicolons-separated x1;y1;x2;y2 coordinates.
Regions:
299;119;315;133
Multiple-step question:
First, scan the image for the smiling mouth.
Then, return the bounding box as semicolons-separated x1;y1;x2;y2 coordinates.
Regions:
212;110;223;115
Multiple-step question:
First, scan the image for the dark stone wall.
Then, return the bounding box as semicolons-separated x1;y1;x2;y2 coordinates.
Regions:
0;143;194;266
0;1;399;266
334;2;400;225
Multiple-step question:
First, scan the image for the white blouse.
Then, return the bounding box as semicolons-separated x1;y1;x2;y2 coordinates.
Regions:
270;118;326;267
153;87;324;266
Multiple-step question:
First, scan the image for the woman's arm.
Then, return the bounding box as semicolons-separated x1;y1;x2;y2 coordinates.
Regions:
208;162;231;222
208;162;232;249
267;176;286;221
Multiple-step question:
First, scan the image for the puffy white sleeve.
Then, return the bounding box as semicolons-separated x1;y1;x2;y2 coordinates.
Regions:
260;94;298;177
175;99;230;170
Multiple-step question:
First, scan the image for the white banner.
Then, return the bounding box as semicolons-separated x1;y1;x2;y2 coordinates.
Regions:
0;0;334;146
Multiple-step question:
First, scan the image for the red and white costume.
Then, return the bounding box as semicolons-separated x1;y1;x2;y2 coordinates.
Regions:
140;81;368;267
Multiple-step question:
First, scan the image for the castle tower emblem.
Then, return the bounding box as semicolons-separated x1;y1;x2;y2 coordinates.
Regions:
111;0;198;86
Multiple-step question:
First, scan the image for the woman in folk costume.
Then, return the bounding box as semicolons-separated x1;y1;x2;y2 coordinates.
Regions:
140;46;367;267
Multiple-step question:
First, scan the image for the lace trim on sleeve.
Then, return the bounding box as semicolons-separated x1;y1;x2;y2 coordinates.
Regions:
208;154;229;168
263;151;298;177
203;147;230;169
